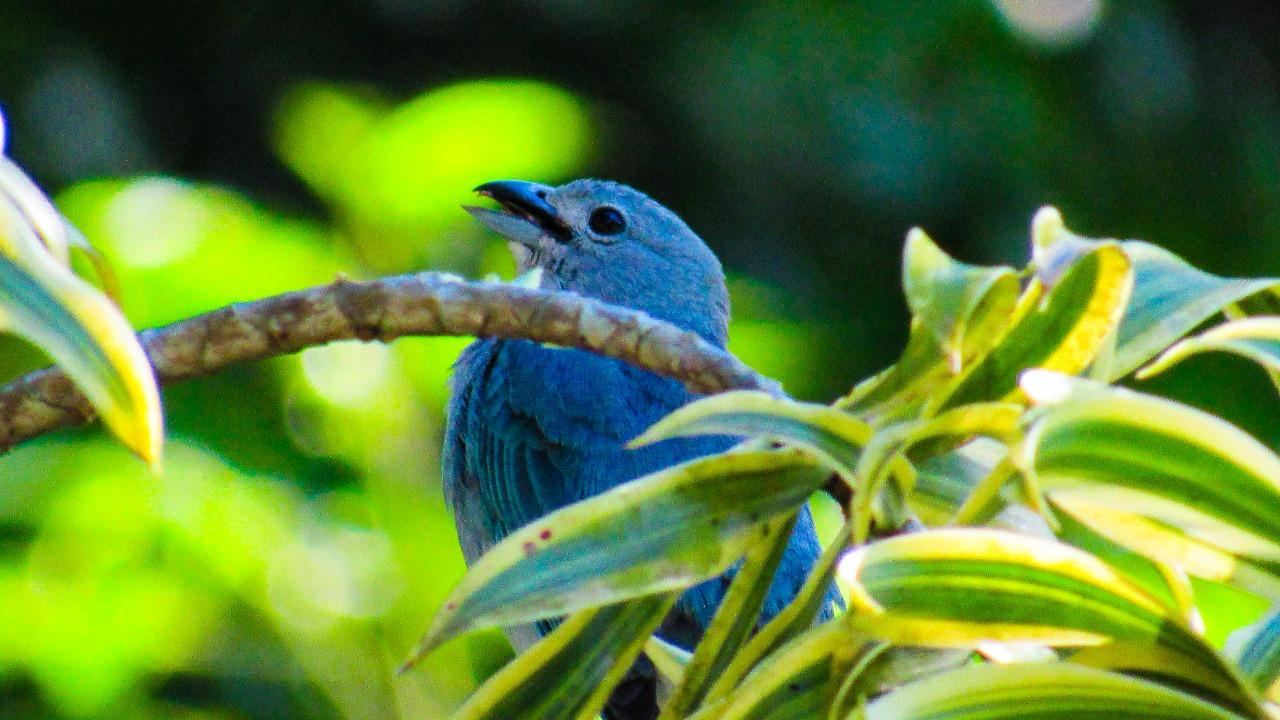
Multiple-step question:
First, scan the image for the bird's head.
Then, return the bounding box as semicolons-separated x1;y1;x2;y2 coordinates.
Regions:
466;179;730;347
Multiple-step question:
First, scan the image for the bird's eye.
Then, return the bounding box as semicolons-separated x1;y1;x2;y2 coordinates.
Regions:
588;206;626;235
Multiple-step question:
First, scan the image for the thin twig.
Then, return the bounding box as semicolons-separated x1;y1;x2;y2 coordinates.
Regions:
0;272;782;452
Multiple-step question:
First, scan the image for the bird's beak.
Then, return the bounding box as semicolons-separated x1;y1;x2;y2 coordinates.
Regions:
464;180;572;245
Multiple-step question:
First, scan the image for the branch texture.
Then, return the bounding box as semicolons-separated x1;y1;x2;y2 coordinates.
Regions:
0;272;781;452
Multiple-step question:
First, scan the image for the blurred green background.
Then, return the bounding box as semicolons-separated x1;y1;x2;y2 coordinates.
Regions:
1;1;1280;717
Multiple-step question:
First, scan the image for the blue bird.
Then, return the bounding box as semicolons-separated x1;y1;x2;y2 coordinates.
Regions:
444;179;838;719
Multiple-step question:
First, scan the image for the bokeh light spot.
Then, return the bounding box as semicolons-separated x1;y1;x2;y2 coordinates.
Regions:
274;78;591;243
992;0;1104;48
102;177;209;268
301;340;393;409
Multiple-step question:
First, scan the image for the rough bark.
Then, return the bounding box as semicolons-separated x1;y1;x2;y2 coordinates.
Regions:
0;272;781;452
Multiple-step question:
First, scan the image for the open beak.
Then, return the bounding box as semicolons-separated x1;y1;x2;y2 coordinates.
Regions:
464;180;572;245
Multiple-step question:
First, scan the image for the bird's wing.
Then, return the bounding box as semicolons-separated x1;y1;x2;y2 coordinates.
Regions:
445;340;627;546
454;340;690;530
443;339;836;718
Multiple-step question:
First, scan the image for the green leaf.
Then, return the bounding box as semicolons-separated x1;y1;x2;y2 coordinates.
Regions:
659;512;799;719
1137;316;1280;384
1050;495;1280;601
839;528;1186;648
840;319;957;422
1111;243;1277;379
837;528;1263;714
645;635;692;688
1232;608;1280;701
1030;206;1278;380
852;402;1023;540
1020;372;1280;566
910;438;1007;523
903;228;1020;372
932;242;1133;411
832;645;973;718
0;157;162;463
845;232;1023;422
1069;641;1264;716
704;521;852;706
862;662;1250;720
450;593;678;720
407;448;828;664
631;391;871;481
688;623;872;720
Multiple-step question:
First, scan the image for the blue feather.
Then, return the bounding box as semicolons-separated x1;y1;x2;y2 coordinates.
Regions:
444;178;841;719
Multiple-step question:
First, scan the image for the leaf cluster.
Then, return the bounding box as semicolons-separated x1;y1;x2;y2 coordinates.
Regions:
417;207;1280;720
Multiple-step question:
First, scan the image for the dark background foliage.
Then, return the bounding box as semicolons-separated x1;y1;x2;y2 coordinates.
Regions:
1;2;1279;718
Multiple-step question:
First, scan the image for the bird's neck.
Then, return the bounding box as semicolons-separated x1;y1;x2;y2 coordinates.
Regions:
553;278;729;349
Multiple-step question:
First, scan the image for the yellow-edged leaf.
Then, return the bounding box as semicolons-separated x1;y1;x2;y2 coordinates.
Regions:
0;157;162;462
1031;206;1280;380
1020;371;1280;565
837;528;1180;647
932;242;1132;411
903;228;1020;372
631;391;871;481
658;513;800;719
1137;316;1280;383
862;662;1250;720
407;448;828;664
450;593;678;720
1051;494;1280;600
838;528;1266;716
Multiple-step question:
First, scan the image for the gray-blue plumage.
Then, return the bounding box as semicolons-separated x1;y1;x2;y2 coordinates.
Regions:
443;179;836;716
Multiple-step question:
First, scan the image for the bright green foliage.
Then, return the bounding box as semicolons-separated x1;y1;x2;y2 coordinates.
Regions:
702;521;852;706
408;448;829;665
861;663;1249;720
420;206;1280;719
903;228;1019;373
657;513;798;720
448;592;677;720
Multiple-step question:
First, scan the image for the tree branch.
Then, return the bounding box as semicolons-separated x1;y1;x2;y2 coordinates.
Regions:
0;271;782;453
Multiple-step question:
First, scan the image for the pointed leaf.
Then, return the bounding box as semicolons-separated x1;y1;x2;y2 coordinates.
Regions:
838;528;1265;715
933;243;1133;411
1030;206;1279;379
838;528;1184;648
0;155;70;261
1021;374;1280;565
0;162;162;462
631;391;871;480
645;635;692;688
903;228;1020;371
409;448;828;661
862;662;1250;720
1137;316;1280;384
659;513;799;719
840;320;959;421
705;521;852;705
451;593;678;720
